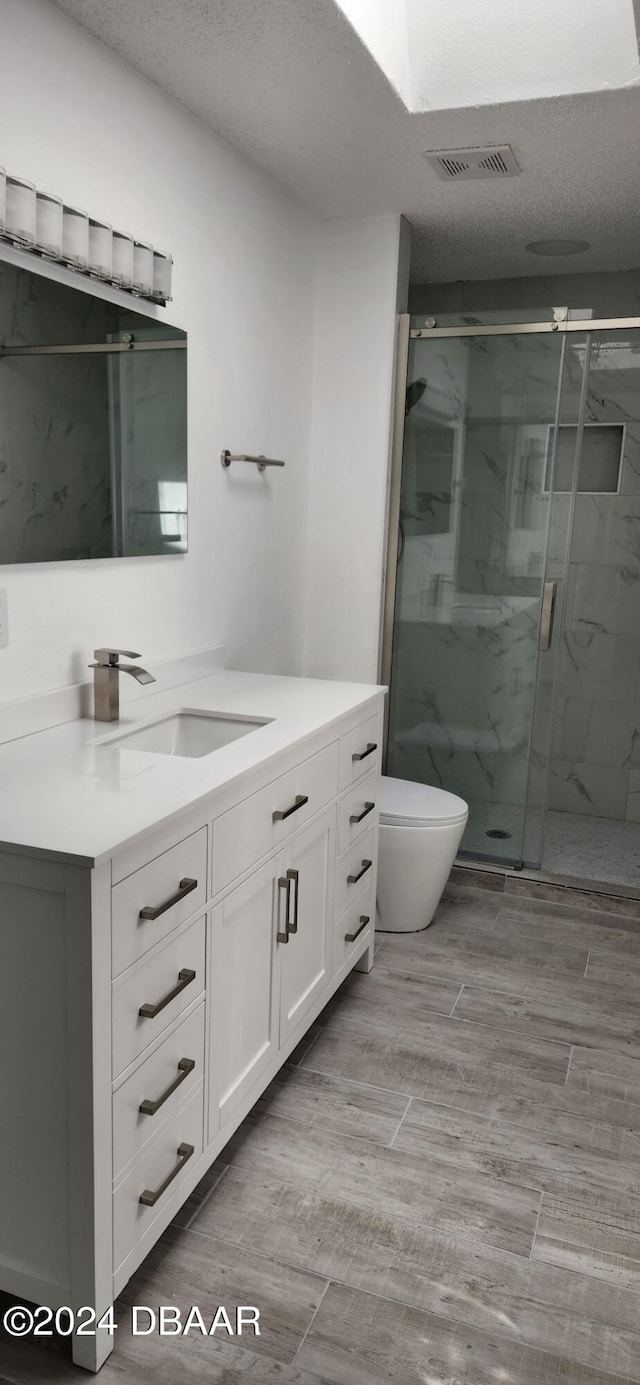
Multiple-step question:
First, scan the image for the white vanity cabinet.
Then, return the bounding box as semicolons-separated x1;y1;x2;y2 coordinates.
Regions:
207;802;336;1139
207;857;281;1136
0;678;384;1372
277;804;335;1044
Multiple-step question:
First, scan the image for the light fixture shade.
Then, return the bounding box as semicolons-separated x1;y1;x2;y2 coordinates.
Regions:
36;192;63;257
152;250;172;302
526;238;590;256
112;230;134;289
62;205;89;268
0;167;6;233
88;218;112;279
133;239;153;295
6;176;36;245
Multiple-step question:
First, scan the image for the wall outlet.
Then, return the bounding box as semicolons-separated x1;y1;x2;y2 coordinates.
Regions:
0;590;8;648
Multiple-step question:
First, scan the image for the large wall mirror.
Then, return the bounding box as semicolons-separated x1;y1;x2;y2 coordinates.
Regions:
0;256;187;563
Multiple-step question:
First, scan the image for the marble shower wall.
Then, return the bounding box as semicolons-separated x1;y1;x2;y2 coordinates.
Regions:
408;268;640;823
408;267;640;320
386;601;540;816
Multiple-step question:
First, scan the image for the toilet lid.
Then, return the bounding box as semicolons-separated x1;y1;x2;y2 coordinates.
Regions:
380;776;468;827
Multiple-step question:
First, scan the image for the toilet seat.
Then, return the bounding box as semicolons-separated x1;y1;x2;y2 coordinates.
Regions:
380;775;468;828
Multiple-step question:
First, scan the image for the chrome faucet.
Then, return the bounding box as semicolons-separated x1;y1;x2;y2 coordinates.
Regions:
89;648;156;722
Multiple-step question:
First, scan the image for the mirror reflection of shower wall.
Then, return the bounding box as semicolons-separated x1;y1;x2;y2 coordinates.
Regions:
0;258;187;564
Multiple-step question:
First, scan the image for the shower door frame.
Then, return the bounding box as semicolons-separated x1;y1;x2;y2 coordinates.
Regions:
379;311;640;874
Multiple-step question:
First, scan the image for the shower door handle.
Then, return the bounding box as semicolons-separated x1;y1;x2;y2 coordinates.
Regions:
539;581;557;651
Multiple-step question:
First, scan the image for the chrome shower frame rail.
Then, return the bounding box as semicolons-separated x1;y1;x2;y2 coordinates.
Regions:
410;315;640;337
0;338;186;357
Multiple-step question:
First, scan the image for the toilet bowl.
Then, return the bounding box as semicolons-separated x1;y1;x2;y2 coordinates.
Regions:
376;776;469;933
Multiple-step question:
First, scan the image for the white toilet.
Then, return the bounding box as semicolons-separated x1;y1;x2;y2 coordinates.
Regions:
376;776;469;933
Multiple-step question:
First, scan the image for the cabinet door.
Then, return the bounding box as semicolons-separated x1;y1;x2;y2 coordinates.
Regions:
207;860;281;1141
279;806;336;1047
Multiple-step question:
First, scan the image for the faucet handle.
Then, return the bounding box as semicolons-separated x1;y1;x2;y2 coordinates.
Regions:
93;647;141;665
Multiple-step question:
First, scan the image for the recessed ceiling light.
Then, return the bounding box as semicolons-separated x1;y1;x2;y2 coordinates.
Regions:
526;238;590;256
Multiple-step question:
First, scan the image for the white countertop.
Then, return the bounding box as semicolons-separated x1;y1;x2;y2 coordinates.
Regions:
0;669;384;866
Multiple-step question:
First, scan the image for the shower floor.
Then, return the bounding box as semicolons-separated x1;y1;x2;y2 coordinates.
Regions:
462;801;640;891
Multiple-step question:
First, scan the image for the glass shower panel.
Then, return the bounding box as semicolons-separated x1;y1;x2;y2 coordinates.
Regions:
534;328;640;873
386;326;569;866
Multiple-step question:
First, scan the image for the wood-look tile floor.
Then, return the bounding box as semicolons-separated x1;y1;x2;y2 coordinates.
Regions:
4;881;640;1382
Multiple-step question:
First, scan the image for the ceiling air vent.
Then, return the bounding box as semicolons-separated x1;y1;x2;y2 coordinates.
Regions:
424;144;520;182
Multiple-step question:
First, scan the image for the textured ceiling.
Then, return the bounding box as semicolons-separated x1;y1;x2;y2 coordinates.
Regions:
51;0;640;283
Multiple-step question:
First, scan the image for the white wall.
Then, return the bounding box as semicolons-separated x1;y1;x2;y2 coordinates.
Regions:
302;214;408;683
0;0;317;701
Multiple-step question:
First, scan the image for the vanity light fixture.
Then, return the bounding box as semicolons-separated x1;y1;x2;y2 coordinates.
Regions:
0;157;173;305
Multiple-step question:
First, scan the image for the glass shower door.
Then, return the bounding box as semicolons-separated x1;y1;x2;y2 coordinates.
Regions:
526;326;640;879
385;321;575;867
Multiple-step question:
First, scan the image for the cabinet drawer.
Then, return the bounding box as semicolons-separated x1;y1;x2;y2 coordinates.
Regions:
339;714;381;791
334;824;376;919
112;915;205;1080
332;878;374;978
113;1003;205;1181
112;827;207;978
113;1084;204;1271
211;741;339;895
338;770;379;856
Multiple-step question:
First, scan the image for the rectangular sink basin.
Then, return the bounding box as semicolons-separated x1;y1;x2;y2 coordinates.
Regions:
105;709;272;758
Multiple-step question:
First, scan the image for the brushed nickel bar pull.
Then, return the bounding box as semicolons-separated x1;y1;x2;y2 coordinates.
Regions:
277;875;292;943
139;968;196;1019
220;450;285;472
139;1142;194;1207
139;1058;196;1117
286;868;299;933
352;742;377;763
347;859;372;885
349;801;375;825
345;915;370;943
539;580;558;652
273;794;308;822
139;878;197;921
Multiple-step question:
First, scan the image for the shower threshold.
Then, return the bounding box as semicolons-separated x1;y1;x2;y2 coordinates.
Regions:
459;803;640;897
454;855;640;906
460;803;640;899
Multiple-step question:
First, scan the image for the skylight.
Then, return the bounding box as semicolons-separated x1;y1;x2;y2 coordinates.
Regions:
334;0;640;112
